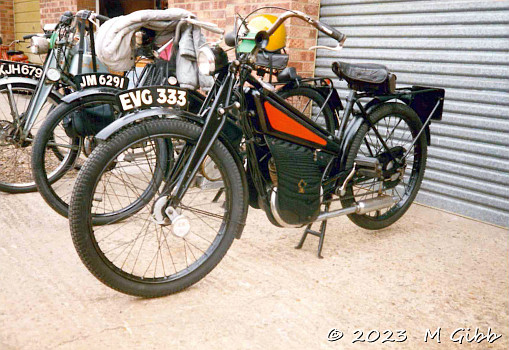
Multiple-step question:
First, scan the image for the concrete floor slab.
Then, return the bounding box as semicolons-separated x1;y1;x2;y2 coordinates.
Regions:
0;192;507;349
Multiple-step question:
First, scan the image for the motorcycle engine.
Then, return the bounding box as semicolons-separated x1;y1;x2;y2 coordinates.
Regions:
266;136;331;226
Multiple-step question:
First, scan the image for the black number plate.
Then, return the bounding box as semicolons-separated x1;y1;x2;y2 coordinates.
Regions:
0;60;43;79
116;86;189;112
75;73;129;90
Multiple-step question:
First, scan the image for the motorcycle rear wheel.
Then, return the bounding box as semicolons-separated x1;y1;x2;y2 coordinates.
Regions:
341;102;427;230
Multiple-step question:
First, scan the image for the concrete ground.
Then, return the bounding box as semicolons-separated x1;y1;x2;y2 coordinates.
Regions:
0;191;507;349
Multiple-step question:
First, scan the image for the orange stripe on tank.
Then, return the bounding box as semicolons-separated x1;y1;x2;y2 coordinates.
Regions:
264;102;327;146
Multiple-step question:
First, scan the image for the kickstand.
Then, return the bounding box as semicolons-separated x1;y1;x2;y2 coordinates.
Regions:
295;203;330;259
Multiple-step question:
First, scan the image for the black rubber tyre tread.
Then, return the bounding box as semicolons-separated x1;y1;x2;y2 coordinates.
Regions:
0;82;61;193
69;118;246;297
277;85;336;133
31;94;116;218
342;102;427;230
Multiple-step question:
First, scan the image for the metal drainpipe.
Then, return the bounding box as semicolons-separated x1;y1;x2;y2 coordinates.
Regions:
311;1;321;78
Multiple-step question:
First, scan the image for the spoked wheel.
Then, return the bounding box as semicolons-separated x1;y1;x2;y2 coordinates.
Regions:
69;119;246;297
277;85;336;133
0;82;60;193
32;94;121;218
341;103;427;230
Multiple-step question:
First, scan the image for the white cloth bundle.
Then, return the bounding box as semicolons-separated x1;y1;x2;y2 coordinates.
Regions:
95;8;212;89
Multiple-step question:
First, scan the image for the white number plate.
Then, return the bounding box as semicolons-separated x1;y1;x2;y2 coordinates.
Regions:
117;86;188;112
75;73;129;90
0;60;43;79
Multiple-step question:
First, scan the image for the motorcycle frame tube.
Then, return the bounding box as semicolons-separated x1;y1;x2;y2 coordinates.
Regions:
20;49;59;138
165;65;349;210
168;70;232;203
22;15;102;139
246;73;341;153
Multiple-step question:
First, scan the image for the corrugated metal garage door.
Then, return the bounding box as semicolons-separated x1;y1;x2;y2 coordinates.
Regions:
315;0;509;227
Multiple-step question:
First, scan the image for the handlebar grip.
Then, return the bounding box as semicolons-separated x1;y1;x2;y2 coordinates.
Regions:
95;14;110;22
319;22;346;44
23;34;37;40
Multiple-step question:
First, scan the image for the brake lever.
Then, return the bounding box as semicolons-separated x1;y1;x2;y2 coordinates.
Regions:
308;43;343;52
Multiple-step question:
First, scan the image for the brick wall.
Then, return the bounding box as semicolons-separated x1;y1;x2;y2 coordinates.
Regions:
168;0;320;77
0;0;15;44
40;0;77;25
39;0;95;26
1;0;319;75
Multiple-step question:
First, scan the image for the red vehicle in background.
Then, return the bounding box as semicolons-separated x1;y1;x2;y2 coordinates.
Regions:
0;37;29;62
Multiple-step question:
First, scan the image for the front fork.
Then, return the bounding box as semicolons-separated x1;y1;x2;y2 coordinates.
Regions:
15;50;58;141
158;71;234;212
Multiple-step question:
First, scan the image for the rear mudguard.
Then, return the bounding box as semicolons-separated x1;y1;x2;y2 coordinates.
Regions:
95;108;249;238
365;97;431;145
338;113;365;170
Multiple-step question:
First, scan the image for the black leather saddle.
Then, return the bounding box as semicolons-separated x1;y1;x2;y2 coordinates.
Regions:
332;61;396;94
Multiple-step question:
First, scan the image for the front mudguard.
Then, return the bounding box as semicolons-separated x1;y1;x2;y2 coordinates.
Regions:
0;76;40;87
60;86;120;104
95;108;249;238
0;76;64;101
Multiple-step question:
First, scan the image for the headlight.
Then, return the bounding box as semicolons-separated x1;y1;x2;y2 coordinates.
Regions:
30;36;49;55
46;68;61;82
198;46;228;76
198;47;215;76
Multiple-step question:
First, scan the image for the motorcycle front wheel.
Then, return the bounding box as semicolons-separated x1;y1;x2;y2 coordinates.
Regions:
69;118;247;297
31;94;120;219
0;82;61;193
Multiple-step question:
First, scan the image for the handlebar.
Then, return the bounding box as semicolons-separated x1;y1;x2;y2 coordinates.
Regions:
23;34;37;40
266;10;346;47
315;21;346;44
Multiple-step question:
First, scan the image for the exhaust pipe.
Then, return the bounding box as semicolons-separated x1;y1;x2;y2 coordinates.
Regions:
315;196;397;222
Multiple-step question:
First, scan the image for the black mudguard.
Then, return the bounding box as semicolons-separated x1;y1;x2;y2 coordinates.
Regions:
364;97;431;145
95;108;249;238
60;86;120;104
